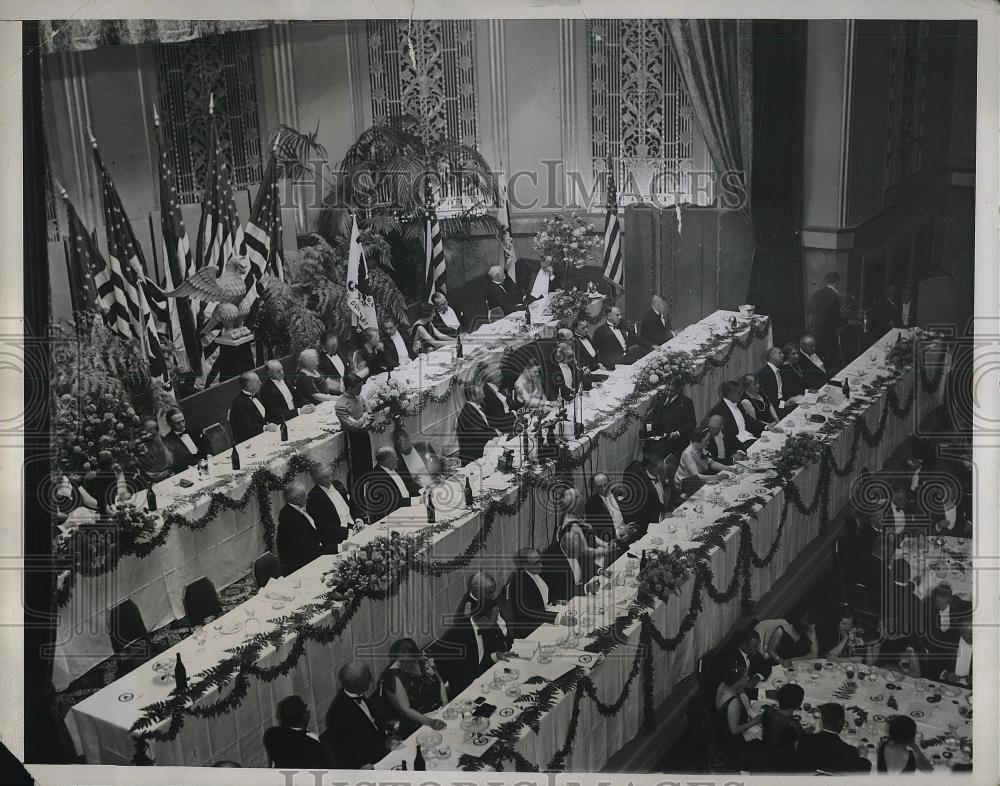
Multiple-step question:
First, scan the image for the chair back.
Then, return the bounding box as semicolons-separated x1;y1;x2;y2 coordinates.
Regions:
183;576;223;627
754;618;790;652
203;422;232;455
695;652;716;699
253;551;282;588
107;599;149;654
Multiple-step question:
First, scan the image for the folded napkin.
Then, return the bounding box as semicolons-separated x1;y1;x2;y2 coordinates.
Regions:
261;576;296;601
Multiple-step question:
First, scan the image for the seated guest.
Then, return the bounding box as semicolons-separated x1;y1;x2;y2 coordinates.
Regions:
938;618;972;687
544;342;581;401
647;375;697;459
259;360;298;424
325;661;391;769
593;307;642;368
870;282;903;337
921;583;971;674
881;481;915;540
705;414;739;465
359;447;420;522
378;638;448;738
136;418;175;483
392;425;438;490
528;256;558;300
456;384;501;465
675;427;734;498
572;318;600;372
262;695;331;769
306;462;355;551
757;347;798;416
585;472;638;548
513;360;548;409
636;294;674;348
548;488;613;600
335;373;372;488
795;703;872;774
826;606;878;662
764;611;819;662
228;371;267;444
410;302;452;354
759;684;805;771
780;342;809;399
430;292;465;338
504;547;559;636
876;715;933;774
706;380;764;449
428;572;513;697
921;482;971;538
484;265;520;316
357;328;389;377
381;317;414;370
163;408;207;471
83;451;129;513
482;368;516;434
277;482;325;575
317;331;350;394
798;334;830;390
712;662;764;771
899;283;918;329
714;627;773;689
740;372;779;424
621;448;673;534
294;349;337;407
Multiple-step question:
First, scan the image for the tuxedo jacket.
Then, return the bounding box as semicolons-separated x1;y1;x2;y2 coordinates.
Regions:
923;595;972;652
756;364;787;412
323;690;389;769
504;569;556;636
650;394;697;457
795;729;872;774
706;399;764;442
542;359;581;401
431;307;465;338
427;615;513;697
620;459;669;532
394;442;438;489
592;323;637;368
456;402;498;465
485;278;520;316
636;307;673;348
573;333;601;371
381;331;414;370
229;392;267;445
482;385;516;433
780;362;808;399
798;352;830;391
162;429;206;472
276;505;324;575
585;491;630;545
259;379;298;425
317;349;351;385
306;480;355;550
262;725;332;769
705;429;740;465
358;465;417;522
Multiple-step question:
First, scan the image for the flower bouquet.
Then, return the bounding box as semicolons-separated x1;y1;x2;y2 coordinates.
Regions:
884;335;916;371
546;288;593;324
636;545;693;605
532;212;602;272
635;351;696;393
322;533;418;601
774;432;825;477
364;377;416;421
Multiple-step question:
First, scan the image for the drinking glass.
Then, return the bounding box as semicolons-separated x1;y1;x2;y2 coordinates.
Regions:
435;743;452;762
290;578;301;592
192;625;206;651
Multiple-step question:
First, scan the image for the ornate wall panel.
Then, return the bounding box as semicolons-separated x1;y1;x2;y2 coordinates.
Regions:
883;21;929;200
154;31;263;203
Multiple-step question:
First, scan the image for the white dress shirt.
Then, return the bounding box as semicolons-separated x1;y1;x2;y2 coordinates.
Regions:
289;503;316;530
891;504;907;535
401;448;429;480
487;383;510;412
439;307;461;329
601;492;625;535
609;324;627;351
558;362;574;390
389;332;409;363
526;571;550;606
724;398;755;443
381;466;409;498
176;431;199;455
245;391;266;418
647;471;665;506
577;335;597;359
713;431;726;460
901;301;912;327
325;353;346;376
766;362;784;405
274;379;295;409
803;352;825;372
954;636;972;678
531;267;552;298
938;605;950;633
320;483;353;525
468;596;508;663
344;690;376;726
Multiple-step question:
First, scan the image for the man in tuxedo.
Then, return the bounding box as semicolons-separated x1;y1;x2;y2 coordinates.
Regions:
456;384;501;465
358;447;420;522
317;331;351;393
324;661;391;769
228;371;267;444
705;414;739;465
484;265;521;317
938;619;972;687
528;257;558;300
881;481;915;541
899;283;918;329
712;628;773;691
543;342;582;401
504;548;558;636
647;375;697;459
809;271;844;371
163;408;207;472
593;307;643;368
620;449;673;534
276;482;325;575
262;695;331;768
636;294;674;349
137;418;174;483
431;292;465;338
392;425;440;489
381;317;414;371
306;462;355;551
757;347;800;416
482;369;516;434
429;572;513;697
572;318;601;372
795;703;872;773
706;380;763;452
922;584;972;674
585;472;638;549
870;281;903;337
798;334;830;391
259;360;298;425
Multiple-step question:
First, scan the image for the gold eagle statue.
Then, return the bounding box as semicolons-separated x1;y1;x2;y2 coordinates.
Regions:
166;255;253;338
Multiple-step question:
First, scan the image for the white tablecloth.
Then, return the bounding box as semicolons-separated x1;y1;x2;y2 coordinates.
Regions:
63;309;769;765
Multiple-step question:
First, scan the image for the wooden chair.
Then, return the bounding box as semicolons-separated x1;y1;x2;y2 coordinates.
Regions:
203;422;232;455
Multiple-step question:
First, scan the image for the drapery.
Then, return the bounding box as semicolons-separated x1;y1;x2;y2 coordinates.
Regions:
39;20;279;54
666;19;754;223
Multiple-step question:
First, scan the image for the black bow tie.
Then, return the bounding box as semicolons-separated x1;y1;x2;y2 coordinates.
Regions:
350;695;365;704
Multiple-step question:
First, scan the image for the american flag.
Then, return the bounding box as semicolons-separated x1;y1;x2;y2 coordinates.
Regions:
195;94;244;370
496;168;518;283
424;188;447;303
57;183;99;319
153;105;200;373
91;135;168;380
601;159;623;290
241;142;282;320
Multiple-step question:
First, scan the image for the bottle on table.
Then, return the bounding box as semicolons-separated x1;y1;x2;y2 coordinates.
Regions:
426;493;436;523
146;484;157;512
464;477;474;508
413;745;426;771
198;457;209;478
279;419;289;442
456;332;464;359
843;378;851;400
173;653;187;693
524;299;532;325
230;446;241;470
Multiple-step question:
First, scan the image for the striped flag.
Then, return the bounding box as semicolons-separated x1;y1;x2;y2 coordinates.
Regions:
424;202;447;303
601;159;623;290
345;215;378;330
195;94;244;372
56;182;98;318
496;168;518;283
91;134;168;381
152;105;200;374
240;143;282;322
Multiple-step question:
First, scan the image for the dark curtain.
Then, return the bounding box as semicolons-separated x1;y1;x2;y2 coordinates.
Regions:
666;19;754;222
746;21;807;345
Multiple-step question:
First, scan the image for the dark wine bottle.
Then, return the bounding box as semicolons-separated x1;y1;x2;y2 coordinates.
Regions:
456;332;464;359
426;493;436;523
147;484;157;512
174;653;187;693
843;379;851;399
399;761;407;770
279;419;289;442
230;446;241;470
524;300;532;325
639;549;648;573
413;745;426;771
464;477;474;507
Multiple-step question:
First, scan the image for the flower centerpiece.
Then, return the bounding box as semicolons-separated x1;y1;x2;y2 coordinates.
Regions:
533;212;603;275
546;287;593;324
636;545;693;605
774;432;825;477
322;533;418;600
884;334;916;371
364;377;416;421
635;350;697;393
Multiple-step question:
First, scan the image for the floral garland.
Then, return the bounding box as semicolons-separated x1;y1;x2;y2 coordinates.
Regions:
774;432;826;477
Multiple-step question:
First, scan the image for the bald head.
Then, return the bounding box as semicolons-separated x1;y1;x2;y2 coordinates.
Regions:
264;360;284;380
707;414;725;434
607;307;622;326
592;472;611;496
239;372;262;394
765;347;784;366
283;481;306;507
651;295;666;313
488;265;504;283
800;335;817;355
468;571;497;602
339;661;372;694
375;446;397;469
556;327;574;342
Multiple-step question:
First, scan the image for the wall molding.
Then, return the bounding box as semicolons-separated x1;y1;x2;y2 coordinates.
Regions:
838;19;856;227
559;19;579;202
487;19;510;169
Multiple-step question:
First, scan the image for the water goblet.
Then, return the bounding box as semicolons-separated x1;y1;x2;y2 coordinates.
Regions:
435;743;452;762
192;625;206;651
290;577;301;592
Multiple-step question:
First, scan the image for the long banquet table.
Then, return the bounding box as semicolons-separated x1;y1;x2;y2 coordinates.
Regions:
371;328;951;772
64;309;771;765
